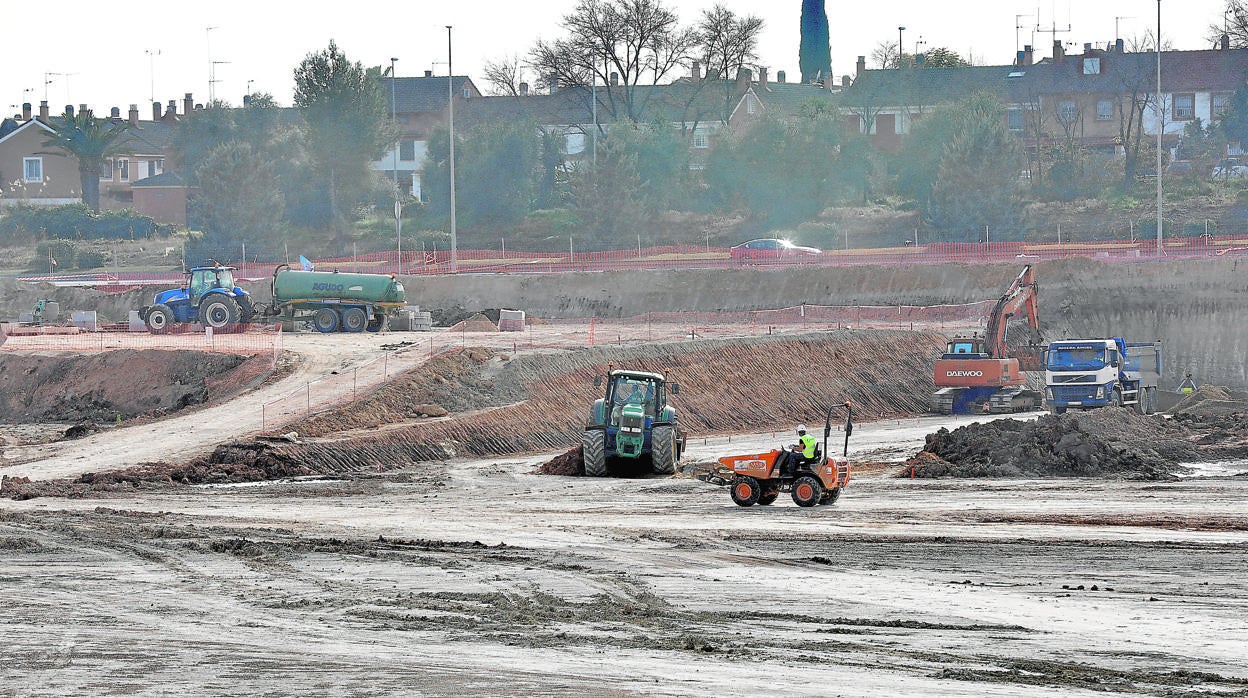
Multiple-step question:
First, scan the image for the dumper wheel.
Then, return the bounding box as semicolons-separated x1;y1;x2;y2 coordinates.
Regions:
730;476;761;507
651;425;677;475
582;429;607;477
820;487;841;505
312;308;340;333
145;304;174;334
341;307;368;333
791;475;823;508
757;487;780;506
199;296;239;330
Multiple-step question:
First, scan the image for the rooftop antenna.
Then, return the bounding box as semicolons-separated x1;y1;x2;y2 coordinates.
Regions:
1015;14;1033;54
1035;2;1072;56
145;49;161;103
1115;16;1135;42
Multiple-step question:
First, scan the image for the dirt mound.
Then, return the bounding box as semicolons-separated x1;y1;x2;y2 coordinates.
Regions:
1170;385;1248;419
0;350;256;424
904;410;1195;480
534;446;583;476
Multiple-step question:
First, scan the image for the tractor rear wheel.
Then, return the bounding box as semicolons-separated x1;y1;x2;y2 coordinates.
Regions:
312;308;340;333
791;475;823;508
651;425;677;475
730;476;761;506
145;304;174;334
758;487;780;506
341;307;368;333
582;430;607;477
199;296;239;330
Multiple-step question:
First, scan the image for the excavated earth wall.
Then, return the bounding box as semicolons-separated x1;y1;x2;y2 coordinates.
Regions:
4;256;1245;387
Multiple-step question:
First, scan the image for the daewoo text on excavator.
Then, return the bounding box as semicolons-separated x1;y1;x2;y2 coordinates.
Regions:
930;265;1043;414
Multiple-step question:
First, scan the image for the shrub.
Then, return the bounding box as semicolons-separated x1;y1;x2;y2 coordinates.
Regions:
33;240;76;271
75;249;109;269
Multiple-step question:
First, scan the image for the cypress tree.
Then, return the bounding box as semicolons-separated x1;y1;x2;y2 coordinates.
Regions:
799;0;831;84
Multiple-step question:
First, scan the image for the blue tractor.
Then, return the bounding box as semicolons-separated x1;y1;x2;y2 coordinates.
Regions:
139;265;254;333
581;367;685;476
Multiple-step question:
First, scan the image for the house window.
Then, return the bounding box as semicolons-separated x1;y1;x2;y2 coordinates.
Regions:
1058;101;1078;124
23;157;43;182
1096;99;1114;121
746;94;756;114
1212;92;1233;120
1173;93;1195;120
1082;57;1101;75
100;160;114;180
147;159;163;178
1007;108;1025;131
117;158;130;181
691;131;709;149
565;133;586;154
399;140;416;161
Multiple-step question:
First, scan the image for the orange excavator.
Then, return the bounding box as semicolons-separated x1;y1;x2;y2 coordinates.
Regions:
930;265;1043;414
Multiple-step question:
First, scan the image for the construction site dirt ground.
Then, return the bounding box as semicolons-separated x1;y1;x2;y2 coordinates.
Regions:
3;415;1248;696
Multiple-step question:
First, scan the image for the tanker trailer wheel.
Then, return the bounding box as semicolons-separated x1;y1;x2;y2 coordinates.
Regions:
791;475;823;508
312;308;340;333
730;476;761;506
757;486;780;506
650;425;677;475
145;304;174;334
341;307;368;333
582;429;607;477
199;296;239;330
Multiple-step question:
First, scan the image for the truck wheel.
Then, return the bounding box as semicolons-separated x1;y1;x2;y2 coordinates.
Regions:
1133;394;1147;415
730;476;761;506
366;314;385;332
1112;389;1124;408
651;425;677;474
791;475;823;508
341;307;368;333
312;308;340;333
1049;406;1066;415
146;304;174;334
1147;387;1158;414
199;296;239;330
582;429;607;477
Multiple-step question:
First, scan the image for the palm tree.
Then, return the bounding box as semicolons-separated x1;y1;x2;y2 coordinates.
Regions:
41;110;129;212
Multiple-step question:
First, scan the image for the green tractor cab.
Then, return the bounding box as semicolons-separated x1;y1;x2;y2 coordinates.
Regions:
581;368;686;477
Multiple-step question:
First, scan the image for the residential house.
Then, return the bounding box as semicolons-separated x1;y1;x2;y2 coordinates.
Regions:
1;98;184;224
376;73;483;201
727;68;840;130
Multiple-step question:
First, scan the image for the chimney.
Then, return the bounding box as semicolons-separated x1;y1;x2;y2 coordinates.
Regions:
1024;45;1034;66
734;67;752;91
1053;40;1065;61
856;55;867;75
823;75;834;90
183;93;193;116
1016;50;1026;66
1221;33;1231;50
1083;42;1092;53
519;82;529;96
841;75;851;88
424;70;432;78
79;104;89;116
153;101;162;120
777;70;786;83
65;105;75;117
39;101;50;121
22;102;31;120
167;99;178;117
692;60;701;80
1116;38;1125;53
611;72;619;86
549;74;559;94
110;107;121;118
128;104;139;126
759;67;768;90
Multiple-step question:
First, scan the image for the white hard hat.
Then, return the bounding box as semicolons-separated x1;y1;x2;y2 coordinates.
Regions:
796;423;807;433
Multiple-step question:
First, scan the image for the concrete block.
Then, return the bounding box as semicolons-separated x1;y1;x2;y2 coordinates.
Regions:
70;310;97;331
499;309;525;332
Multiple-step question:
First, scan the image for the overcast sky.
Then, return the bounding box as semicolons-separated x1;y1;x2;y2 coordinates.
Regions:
4;0;1231;115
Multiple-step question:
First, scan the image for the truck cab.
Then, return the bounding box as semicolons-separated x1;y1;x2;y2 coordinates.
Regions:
1044;339;1161;414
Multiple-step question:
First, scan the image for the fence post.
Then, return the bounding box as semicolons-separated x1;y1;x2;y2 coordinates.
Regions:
306;382;311;415
353;367;358;401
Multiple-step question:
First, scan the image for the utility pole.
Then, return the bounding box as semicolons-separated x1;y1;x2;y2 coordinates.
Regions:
390;57;401;274
447;26;458;273
1156;0;1164;257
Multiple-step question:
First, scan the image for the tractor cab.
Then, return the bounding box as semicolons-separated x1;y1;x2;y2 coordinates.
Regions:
185;266;238;302
582;368;684;475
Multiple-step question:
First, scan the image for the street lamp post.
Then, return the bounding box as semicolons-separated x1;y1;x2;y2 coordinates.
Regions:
447;26;458;274
391;57;401;274
1156;0;1163;257
898;26;906;68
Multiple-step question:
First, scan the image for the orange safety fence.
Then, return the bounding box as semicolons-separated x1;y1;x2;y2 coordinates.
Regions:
0;322;283;356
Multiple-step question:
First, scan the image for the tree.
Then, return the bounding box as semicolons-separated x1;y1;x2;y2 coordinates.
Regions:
567;138;648;246
926;93;1026;240
189;140;285;261
456;120;540;230
921;47;971;68
696;4;764;116
40;109;128;212
293;41;397;253
1208;0;1248;47
482;55;525;97
1218;84;1248;149
799;0;830;84
170;101;237;180
527;0;696;122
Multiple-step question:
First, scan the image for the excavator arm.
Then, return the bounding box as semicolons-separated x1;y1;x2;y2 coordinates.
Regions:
983;265;1043;369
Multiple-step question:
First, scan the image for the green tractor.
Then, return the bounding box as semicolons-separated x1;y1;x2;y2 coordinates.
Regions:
581;367;686;476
